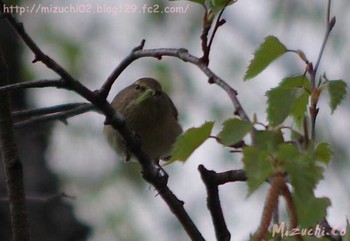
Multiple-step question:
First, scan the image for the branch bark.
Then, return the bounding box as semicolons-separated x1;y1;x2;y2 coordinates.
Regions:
0;52;31;241
13;103;96;128
99;44;251;124
199;165;231;241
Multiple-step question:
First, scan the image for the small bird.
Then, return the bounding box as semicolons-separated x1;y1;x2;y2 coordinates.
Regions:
104;78;183;163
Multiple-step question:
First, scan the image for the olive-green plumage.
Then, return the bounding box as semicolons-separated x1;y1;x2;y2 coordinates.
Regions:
104;78;183;162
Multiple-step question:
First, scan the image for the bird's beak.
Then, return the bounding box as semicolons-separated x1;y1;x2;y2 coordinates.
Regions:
134;88;156;105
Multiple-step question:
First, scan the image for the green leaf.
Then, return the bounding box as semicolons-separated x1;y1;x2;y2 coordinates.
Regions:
244;36;287;80
280;144;324;200
170;0;205;4
255;130;284;153
208;0;237;11
266;88;294;126
168;121;214;163
314;143;332;164
217;118;253;146
290;89;309;126
282;147;330;227
327;80;347;113
294;195;331;227
193;0;205;3
279;75;311;91
242;147;273;194
266;76;311;126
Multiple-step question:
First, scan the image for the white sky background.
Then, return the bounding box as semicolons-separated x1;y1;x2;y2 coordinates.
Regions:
17;0;350;240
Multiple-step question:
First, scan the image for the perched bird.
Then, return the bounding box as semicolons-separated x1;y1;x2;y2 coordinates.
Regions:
104;78;183;163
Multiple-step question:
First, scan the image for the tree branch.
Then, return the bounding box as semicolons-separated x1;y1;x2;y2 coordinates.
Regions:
0;192;75;203
12;102;95;119
199;165;231;241
214;169;247;185
13;103;96;128
314;0;335;76
0;50;31;241
0;79;64;92
100;46;251;124
98;39;145;99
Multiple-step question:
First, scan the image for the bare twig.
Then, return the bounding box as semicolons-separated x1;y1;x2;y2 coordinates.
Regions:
206;1;230;59
14;103;96;128
100;46;250;123
200;9;211;65
98;40;145;99
0;192;75;202
0;50;31;241
0;79;64;92
314;15;336;76
12;102;95;119
198;165;231;241
310;0;336;141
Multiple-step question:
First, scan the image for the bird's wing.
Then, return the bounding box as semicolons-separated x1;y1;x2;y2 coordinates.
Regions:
165;94;179;120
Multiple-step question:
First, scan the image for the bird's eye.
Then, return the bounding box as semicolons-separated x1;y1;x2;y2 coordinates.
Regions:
134;84;143;90
155;90;162;96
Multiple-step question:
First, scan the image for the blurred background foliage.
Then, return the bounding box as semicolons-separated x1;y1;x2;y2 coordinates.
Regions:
2;0;349;240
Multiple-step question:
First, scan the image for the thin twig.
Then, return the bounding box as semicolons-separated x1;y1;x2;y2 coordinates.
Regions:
14;103;96;128
0;79;64;92
200;16;211;64
314;0;336;76
0;192;76;202
98;40;145;99
310;0;336;141
12;102;94;119
102;47;250;123
207;1;231;56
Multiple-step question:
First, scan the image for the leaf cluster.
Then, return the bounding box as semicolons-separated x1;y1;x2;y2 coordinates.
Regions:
169;33;346;231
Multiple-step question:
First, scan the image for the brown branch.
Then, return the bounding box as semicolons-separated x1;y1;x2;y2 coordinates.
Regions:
314;2;336;75
98;40;145;99
213;169;247;185
198;165;231;241
100;46;250;124
1;6;205;240
200;9;211;65
13;103;96;128
309;0;336;141
0;79;64;92
0;192;75;202
206;2;229;60
0;51;31;241
12;102;95;119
